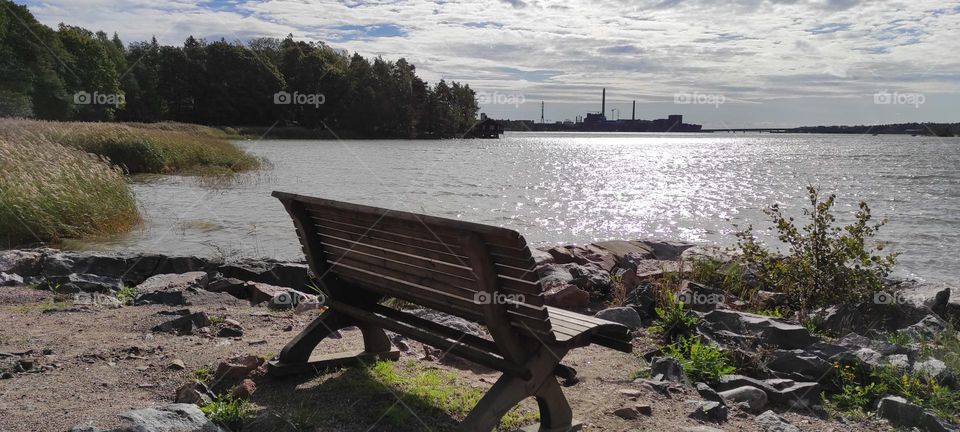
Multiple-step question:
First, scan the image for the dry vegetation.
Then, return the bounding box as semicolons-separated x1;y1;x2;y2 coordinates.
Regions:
0;119;259;246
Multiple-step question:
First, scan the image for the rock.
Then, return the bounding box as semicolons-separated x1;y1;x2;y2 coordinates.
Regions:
543;284;590;309
0;250;43;276
231;378;257;399
218;258;309;289
205;277;247;298
565;263;610;295
217;327;244;338
638;378;672;395
688;400;728;422
409;309;484;336
763;379;796;390
152;312;211;334
117;403;226;432
0;272;24;286
168;359;186;370
592;240;656;263
913;358;952;384
715;375;818;410
268;290;319;310
530;248;554;266
885;354;912;371
927;287;951;317
877;395;952;432
618;388;644;398
837;332;914;357
635;403;653;416
695;382;724;404
679;280;726;312
755;410;800;432
903;315;951;341
704;309;818;349
595;307;642;329
650;357;686;383
752;291;789;310
43;273;123;294
777;382;820;410
819;300;932;335
214;355;264;383
152;255;215;277
680;245;733;263
718;386;767;412
175;381;214;406
624;283;657;319
137;272;209;293
613;406;642;420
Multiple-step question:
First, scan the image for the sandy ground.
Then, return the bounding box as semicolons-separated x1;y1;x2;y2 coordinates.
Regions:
0;285;891;432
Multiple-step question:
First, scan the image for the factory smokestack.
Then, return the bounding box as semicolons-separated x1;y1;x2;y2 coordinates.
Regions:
601;88;606;119
632;100;636;121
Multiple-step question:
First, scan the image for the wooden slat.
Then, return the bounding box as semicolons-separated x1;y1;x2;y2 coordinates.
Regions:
311;215;537;271
319;233;544;297
305;203;525;250
329;263;551;332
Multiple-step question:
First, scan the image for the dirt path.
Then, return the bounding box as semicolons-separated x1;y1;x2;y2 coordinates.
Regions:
0;286;889;431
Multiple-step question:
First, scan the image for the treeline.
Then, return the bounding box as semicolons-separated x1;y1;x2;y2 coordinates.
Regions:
791;123;960;137
0;1;479;138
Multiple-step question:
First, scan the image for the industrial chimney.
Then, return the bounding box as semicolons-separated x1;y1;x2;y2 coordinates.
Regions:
601;88;606;119
632;100;636;121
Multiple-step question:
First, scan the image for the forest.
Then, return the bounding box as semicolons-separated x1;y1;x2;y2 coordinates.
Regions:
0;1;480;138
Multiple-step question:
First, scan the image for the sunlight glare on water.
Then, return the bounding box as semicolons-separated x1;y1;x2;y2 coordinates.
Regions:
70;132;960;285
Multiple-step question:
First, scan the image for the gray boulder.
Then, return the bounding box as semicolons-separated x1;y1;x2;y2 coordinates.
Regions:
152;312;211;334
218;258;309;289
688;400;728;422
43;273;123;293
0;272;24;287
755;410;800;432
650;356;686;384
718;386;767;412
819;300;932;335
703;309;818;349
595;307;642;329
695;382;724;404
71;403;225;432
0;250;43;276
409;309;484;337
913;358;953;385
876;395;952;432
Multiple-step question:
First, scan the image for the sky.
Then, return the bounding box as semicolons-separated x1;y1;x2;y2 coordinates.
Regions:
16;0;960;128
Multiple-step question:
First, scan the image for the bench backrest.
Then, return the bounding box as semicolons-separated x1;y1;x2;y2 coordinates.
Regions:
273;192;552;337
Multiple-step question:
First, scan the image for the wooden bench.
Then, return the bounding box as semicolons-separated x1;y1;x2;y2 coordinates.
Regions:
268;192;633;432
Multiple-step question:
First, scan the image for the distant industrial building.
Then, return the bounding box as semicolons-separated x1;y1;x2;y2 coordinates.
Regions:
497;88;702;133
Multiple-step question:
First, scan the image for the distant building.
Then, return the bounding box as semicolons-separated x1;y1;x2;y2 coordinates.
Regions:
473;113;503;138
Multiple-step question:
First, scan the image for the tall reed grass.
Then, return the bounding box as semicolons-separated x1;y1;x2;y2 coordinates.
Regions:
0;119;259;174
0;133;140;246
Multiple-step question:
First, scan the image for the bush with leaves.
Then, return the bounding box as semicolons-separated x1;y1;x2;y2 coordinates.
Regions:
736;186;897;318
652;293;700;342
662;336;736;385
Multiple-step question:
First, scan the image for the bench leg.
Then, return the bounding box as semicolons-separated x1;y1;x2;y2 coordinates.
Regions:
461;345;580;432
268;309;398;377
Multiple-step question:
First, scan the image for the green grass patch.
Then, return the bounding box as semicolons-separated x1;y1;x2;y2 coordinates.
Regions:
201;395;254;430
661;336;736;385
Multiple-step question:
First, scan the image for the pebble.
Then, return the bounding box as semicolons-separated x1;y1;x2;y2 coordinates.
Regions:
168;359;186;370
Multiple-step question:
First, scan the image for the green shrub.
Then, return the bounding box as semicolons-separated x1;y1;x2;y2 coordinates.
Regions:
652;294;700;342
662;336;736;385
825;362;960;424
0;133;140;246
115;286;136;305
736;186;897;318
201;395;254;430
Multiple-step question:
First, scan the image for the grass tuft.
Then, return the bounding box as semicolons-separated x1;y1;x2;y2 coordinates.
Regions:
0;132;140;246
